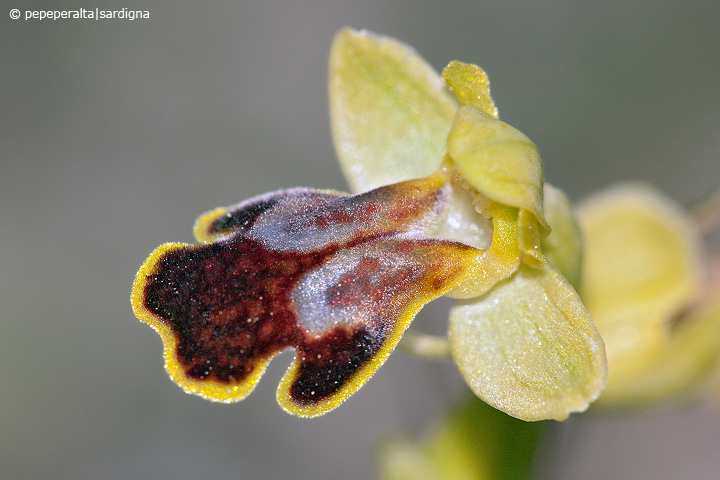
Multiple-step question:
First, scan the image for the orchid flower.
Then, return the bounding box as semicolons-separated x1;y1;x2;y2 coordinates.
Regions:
577;183;720;408
131;28;607;421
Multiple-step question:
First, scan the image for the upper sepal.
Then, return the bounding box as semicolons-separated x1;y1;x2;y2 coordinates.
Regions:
329;28;458;193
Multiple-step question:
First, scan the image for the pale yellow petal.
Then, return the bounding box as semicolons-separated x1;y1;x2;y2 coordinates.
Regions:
441;60;498;118
449;265;607;421
329;28;458;192
446;106;548;230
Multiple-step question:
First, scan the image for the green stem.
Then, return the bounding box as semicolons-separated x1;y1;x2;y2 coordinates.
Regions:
377;394;546;480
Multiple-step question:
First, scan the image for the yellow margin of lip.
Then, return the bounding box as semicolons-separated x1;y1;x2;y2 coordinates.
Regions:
276;243;480;418
131;241;270;403
193;207;230;243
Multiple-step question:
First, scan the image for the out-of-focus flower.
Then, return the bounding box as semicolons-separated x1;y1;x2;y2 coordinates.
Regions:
576;183;720;408
131;28;607;421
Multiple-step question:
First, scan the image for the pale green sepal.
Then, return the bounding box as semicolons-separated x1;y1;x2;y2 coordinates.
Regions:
449;264;607;421
446;106;549;231
542;184;583;289
329;28;458;193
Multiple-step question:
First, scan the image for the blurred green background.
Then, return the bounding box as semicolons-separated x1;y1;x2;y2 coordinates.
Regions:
2;1;719;479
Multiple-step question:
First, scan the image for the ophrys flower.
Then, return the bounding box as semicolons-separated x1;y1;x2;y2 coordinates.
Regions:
131;28;607;421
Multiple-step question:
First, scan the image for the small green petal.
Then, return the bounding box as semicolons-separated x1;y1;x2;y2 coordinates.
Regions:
517;208;546;269
441;60;499;118
449;264;607;421
542;184;583;289
446;106;549;231
329;28;458;193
